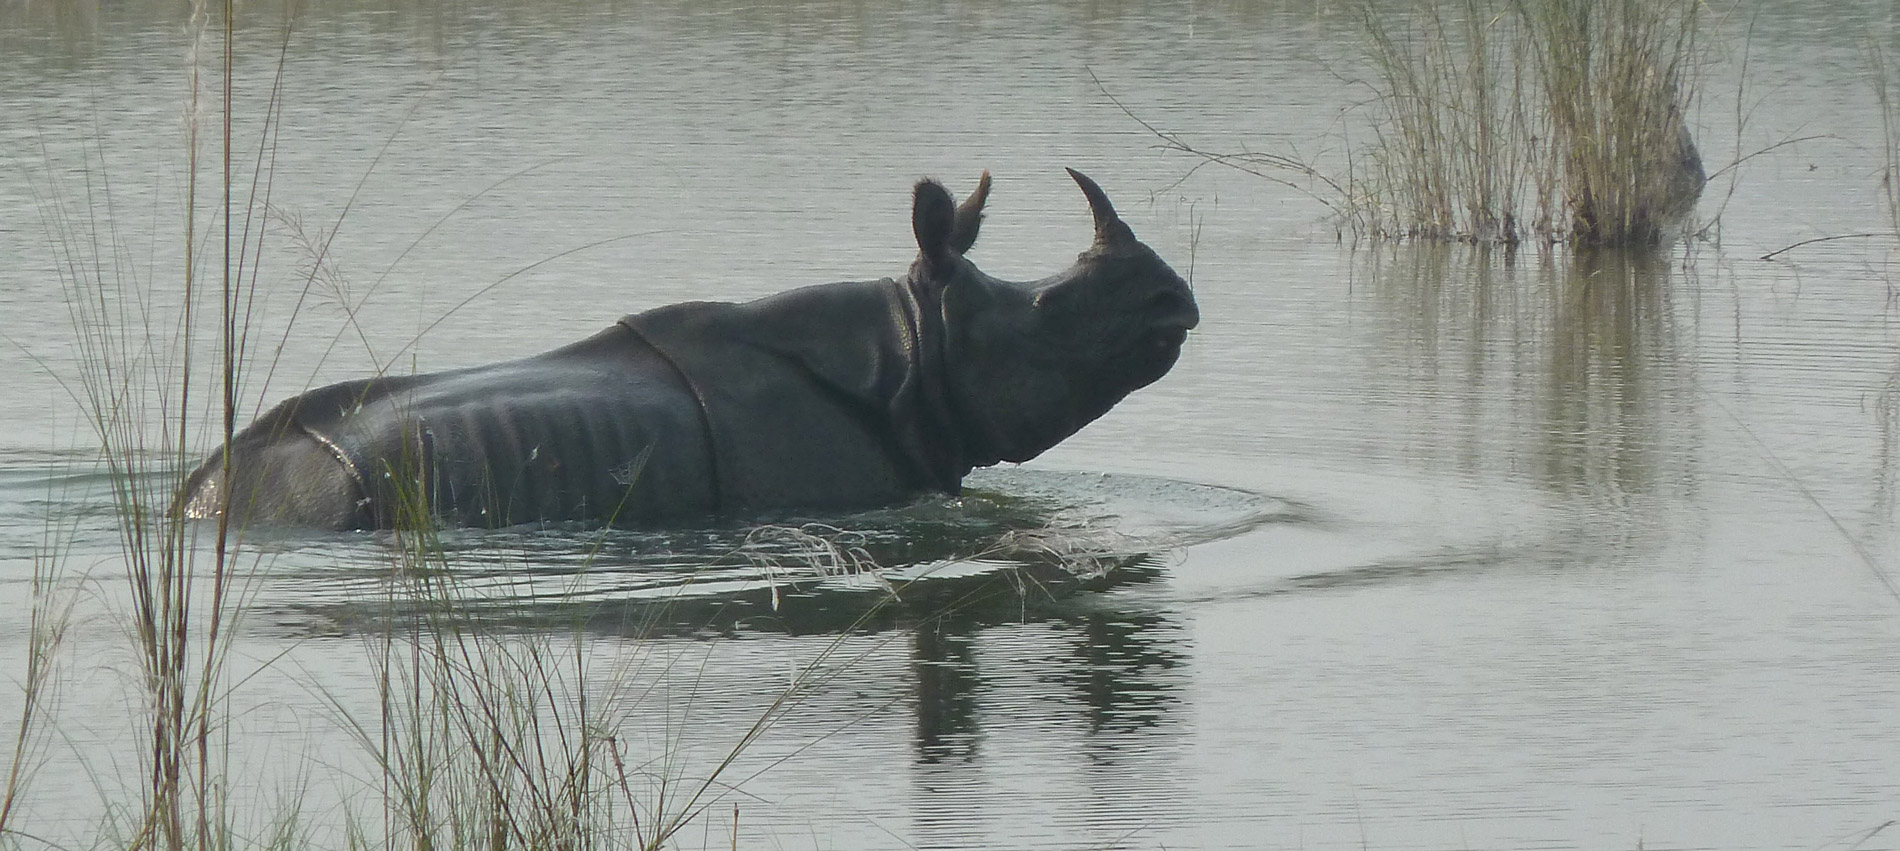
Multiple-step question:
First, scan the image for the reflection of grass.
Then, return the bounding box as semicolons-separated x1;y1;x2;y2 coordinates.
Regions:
1874;44;1900;243
1358;244;1693;509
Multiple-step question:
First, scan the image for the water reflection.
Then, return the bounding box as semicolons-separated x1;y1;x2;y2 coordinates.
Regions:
1359;245;1699;534
1042;609;1183;738
912;618;980;763
1879;368;1900;524
905;559;1183;759
217;471;1216;810
904;571;1190;847
1541;250;1693;503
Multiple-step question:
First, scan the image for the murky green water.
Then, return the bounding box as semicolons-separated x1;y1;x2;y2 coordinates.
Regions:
3;1;1900;849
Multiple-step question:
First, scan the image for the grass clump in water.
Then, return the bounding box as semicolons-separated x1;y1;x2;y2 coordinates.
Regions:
1352;0;1547;244
1519;0;1705;246
1131;0;1707;247
1357;0;1704;245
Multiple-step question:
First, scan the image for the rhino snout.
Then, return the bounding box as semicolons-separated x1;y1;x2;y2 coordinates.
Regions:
1146;288;1200;342
1132;298;1196;375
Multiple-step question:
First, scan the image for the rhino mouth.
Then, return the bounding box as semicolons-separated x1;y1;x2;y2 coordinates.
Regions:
1116;324;1191;389
1152;325;1190;351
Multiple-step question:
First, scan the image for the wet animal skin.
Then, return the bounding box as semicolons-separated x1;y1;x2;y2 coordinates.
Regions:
180;169;1200;530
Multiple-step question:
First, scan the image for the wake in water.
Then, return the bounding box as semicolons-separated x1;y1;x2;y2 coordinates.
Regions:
0;459;1292;638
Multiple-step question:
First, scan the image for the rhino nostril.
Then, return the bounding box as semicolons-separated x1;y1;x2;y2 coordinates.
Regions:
1157;307;1199;332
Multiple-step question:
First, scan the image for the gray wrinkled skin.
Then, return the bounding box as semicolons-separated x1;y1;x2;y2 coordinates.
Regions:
180;169;1200;530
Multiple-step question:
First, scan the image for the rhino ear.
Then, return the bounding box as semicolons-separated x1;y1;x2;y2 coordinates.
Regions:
913;178;958;270
949;170;991;255
1066;167;1137;249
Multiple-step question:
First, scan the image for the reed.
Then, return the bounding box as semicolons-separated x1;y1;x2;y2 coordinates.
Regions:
14;3;842;848
1353;0;1548;243
1521;0;1705;245
345;516;626;851
1873;43;1900;240
0;554;74;839
24;0;267;846
1125;0;1706;246
335;518;850;851
1356;0;1704;245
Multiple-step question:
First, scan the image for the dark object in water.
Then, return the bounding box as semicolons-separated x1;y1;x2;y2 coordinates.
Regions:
181;169;1200;530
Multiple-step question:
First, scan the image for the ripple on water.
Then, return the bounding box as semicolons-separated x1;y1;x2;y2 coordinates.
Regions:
0;465;1293;638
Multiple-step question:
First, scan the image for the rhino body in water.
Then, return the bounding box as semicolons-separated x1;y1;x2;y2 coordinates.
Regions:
180;169;1199;530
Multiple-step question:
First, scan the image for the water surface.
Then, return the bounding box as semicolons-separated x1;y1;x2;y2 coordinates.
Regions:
2;2;1899;849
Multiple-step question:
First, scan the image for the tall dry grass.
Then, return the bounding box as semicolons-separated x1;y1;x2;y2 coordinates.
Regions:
1132;0;1707;246
331;478;863;851
1357;0;1704;245
13;4;851;849
1353;0;1548;243
1521;0;1704;246
28;0;269;845
1873;44;1900;241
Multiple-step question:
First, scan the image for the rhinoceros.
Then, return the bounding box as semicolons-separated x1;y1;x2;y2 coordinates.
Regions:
179;168;1199;530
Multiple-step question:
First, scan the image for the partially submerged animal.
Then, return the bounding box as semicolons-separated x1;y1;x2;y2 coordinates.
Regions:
180;169;1200;530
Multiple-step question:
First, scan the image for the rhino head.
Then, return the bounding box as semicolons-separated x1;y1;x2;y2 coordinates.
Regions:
909;169;1200;467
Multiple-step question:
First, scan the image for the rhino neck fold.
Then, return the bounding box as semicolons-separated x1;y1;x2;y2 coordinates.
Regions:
894;277;974;493
621;279;973;512
614;320;727;514
908;277;1029;472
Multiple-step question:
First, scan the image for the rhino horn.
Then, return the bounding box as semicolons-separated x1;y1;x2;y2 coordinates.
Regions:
950;170;991;254
1066;167;1137;249
912;178;958;269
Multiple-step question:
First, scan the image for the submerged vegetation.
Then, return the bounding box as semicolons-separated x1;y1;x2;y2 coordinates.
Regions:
1141;0;1706;246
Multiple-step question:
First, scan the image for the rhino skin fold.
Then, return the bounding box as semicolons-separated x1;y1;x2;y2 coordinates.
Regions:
179;169;1200;530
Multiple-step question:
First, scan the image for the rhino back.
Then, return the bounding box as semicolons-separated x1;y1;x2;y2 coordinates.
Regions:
308;325;718;527
625;283;953;515
178;424;365;530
